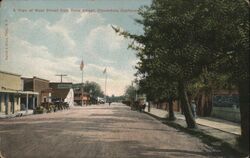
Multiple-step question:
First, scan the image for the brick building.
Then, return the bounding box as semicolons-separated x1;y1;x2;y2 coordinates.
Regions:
22;77;51;107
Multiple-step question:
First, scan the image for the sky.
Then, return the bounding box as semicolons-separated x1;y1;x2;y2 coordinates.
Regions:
0;0;152;96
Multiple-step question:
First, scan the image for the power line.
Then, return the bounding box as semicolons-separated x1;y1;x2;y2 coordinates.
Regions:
55;74;67;83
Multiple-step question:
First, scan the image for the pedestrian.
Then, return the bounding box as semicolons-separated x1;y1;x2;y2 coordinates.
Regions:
142;103;146;112
191;100;197;119
147;101;150;112
109;101;111;106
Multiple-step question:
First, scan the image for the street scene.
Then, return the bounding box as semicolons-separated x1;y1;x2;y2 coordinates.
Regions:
0;104;238;158
0;0;249;157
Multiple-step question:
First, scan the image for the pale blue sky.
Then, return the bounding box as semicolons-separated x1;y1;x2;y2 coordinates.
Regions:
0;0;151;95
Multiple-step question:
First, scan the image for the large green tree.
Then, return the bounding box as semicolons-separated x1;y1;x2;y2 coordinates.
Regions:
138;74;178;120
114;0;249;146
199;0;249;147
83;81;104;99
124;85;136;102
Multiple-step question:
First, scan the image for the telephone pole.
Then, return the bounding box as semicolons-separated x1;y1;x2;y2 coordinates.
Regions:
105;72;107;103
103;67;107;103
80;58;84;106
55;74;67;83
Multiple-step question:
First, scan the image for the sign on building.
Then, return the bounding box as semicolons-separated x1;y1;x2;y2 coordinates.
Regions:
213;95;239;108
57;84;72;89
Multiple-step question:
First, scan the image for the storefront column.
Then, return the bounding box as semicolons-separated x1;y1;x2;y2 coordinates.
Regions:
26;93;29;113
36;95;38;107
37;95;40;106
49;93;51;102
5;93;9;115
32;95;35;109
18;97;21;109
11;94;14;114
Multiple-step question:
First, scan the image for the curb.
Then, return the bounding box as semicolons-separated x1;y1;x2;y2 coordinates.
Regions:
0;113;33;120
145;111;240;135
144;111;165;121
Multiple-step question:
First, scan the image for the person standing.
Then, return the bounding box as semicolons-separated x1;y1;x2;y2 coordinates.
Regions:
191;100;197;119
146;101;150;112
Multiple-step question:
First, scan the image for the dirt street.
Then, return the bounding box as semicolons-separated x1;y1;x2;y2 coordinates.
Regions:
0;103;224;158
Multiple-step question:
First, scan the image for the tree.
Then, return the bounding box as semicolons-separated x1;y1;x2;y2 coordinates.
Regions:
83;81;104;99
197;0;249;148
114;0;212;128
114;0;249;143
124;85;136;102
106;95;125;102
138;74;177;120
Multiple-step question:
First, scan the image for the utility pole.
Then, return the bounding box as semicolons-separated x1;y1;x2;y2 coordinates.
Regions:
80;58;84;107
81;67;84;107
105;72;107;103
103;67;107;103
55;74;67;83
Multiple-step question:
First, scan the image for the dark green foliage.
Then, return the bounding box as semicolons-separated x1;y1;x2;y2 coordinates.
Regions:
124;85;136;102
114;0;249;147
83;81;104;98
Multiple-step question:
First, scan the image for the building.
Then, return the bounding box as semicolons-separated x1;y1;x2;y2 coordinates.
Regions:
151;100;181;112
0;71;38;115
74;90;90;105
22;77;51;106
211;89;240;122
50;82;72;102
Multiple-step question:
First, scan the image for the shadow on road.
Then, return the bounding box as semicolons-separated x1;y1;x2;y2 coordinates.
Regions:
0;105;226;158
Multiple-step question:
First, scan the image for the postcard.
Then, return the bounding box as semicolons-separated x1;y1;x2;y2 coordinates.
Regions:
0;0;249;157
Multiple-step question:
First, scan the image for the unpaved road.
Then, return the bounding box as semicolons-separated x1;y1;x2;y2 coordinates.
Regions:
0;103;226;158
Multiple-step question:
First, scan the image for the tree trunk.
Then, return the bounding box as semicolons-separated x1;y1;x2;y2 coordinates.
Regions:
203;90;212;117
201;91;205;116
239;79;249;150
168;97;176;121
178;81;197;128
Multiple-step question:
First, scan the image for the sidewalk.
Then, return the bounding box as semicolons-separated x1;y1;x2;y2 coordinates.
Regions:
146;106;240;135
0;110;34;119
144;106;246;154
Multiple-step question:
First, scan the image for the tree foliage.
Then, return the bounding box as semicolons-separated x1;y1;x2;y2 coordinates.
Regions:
124;85;136;101
83;81;104;98
114;0;249;147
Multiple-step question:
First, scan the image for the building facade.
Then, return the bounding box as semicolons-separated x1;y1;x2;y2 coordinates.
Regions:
50;82;72;102
211;89;240;122
0;71;22;115
74;91;90;105
22;77;51;106
0;71;38;115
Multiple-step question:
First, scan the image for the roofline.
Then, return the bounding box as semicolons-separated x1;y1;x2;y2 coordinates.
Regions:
0;89;39;95
34;76;49;82
0;70;21;77
49;82;73;84
21;76;50;82
21;77;33;80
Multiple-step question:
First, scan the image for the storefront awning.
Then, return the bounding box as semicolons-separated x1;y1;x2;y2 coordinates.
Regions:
0;89;39;95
